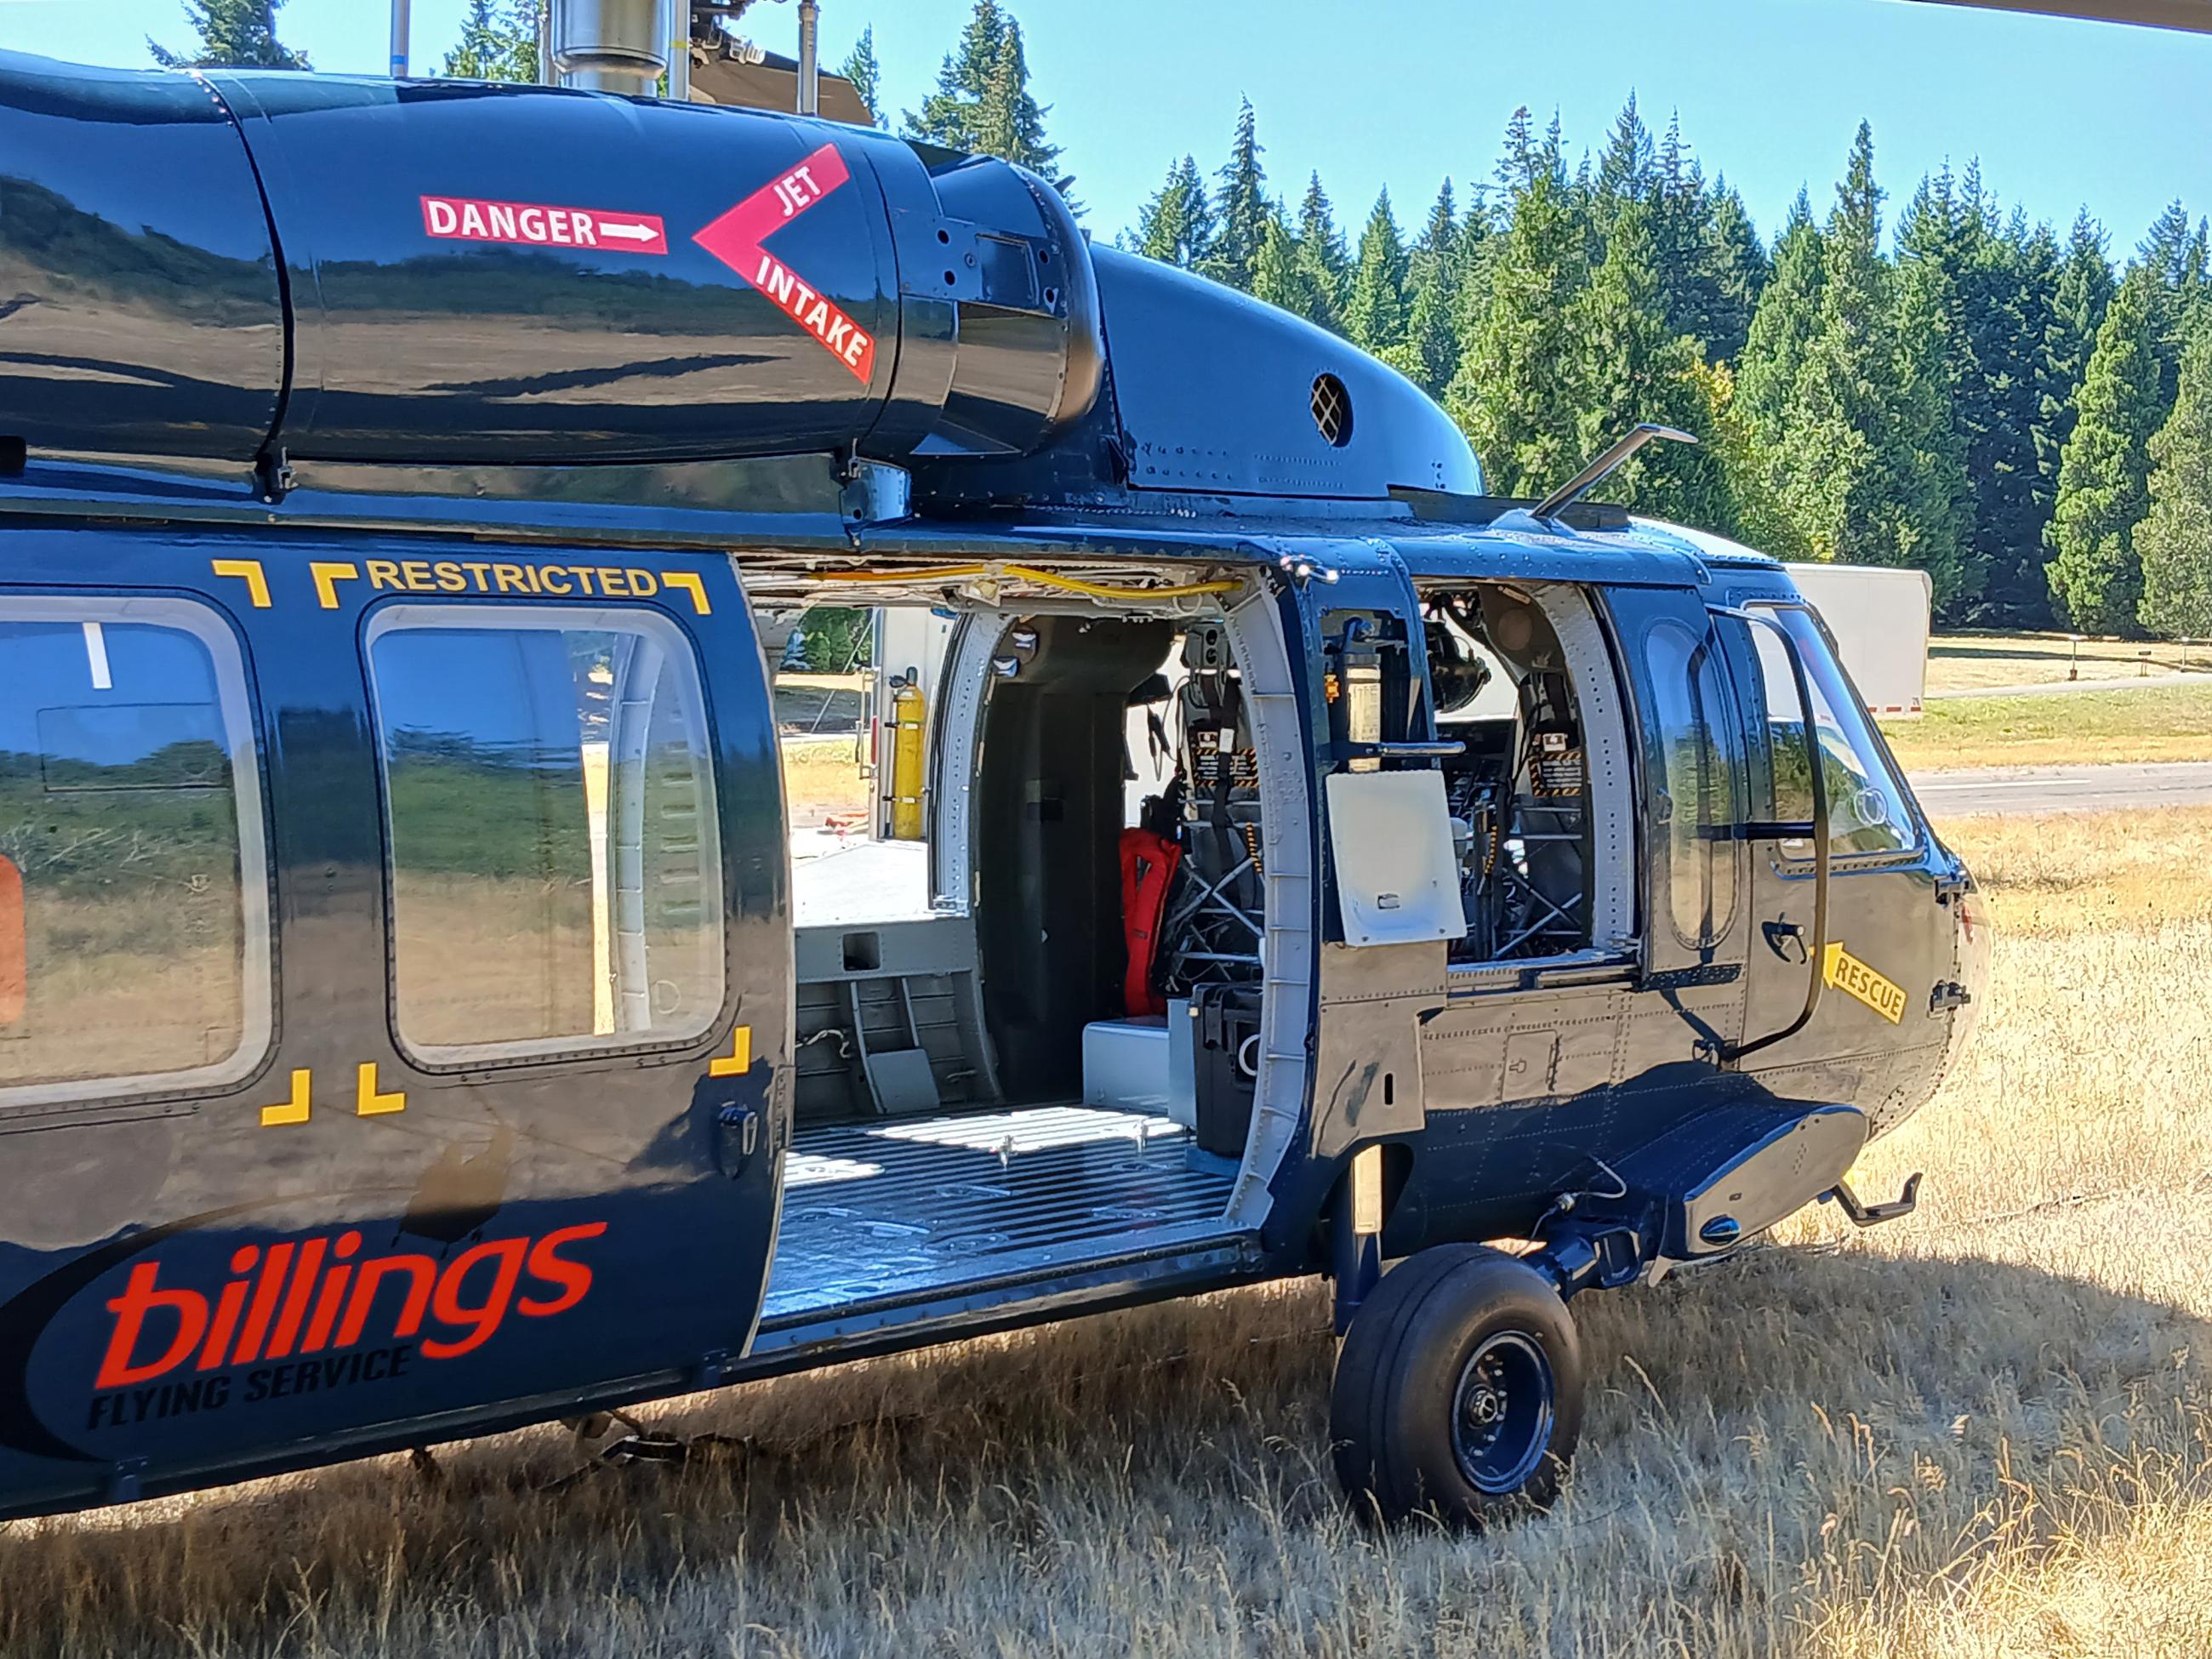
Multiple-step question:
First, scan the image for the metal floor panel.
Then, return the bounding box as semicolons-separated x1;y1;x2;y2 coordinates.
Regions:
761;1105;1239;1321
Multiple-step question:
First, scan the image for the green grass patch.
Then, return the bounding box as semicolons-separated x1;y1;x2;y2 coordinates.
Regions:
1882;680;2212;772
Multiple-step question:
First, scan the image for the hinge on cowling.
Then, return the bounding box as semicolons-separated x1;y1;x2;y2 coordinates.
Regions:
253;447;294;505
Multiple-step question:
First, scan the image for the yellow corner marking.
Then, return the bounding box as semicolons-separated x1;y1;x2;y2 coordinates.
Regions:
1822;941;1907;1025
707;1024;752;1079
259;1068;311;1127
661;570;711;616
355;1061;406;1116
210;558;272;608
309;562;360;610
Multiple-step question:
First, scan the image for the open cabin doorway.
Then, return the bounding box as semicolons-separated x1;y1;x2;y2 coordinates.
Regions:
753;563;1308;1327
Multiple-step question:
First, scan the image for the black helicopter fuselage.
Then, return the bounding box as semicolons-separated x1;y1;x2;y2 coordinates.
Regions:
0;52;1987;1521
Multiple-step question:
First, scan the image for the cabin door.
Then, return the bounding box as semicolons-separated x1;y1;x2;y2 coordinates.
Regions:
1292;543;1465;1159
1715;601;1951;1086
0;534;789;1515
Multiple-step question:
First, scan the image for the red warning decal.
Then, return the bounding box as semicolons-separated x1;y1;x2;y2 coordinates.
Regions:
693;144;875;383
420;195;669;255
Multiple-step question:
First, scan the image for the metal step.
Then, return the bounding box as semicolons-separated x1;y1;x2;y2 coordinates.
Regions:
762;1104;1240;1320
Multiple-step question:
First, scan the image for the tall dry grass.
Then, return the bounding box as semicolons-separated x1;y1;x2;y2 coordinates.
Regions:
5;809;2212;1657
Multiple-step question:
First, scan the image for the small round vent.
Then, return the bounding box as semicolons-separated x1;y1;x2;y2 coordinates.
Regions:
1310;372;1353;448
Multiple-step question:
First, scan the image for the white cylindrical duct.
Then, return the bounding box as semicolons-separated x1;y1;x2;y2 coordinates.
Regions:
796;0;819;114
549;0;667;94
667;0;691;101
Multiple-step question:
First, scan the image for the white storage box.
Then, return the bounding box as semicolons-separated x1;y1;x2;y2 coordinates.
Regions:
1081;1015;1195;1127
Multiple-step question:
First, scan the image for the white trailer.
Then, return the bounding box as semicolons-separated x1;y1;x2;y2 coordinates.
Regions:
1633;522;1931;717
1779;562;1932;718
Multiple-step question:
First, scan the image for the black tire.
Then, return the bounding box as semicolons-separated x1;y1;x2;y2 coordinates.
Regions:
1330;1243;1584;1526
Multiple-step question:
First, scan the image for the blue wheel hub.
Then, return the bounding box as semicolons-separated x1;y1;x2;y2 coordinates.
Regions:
1451;1331;1556;1495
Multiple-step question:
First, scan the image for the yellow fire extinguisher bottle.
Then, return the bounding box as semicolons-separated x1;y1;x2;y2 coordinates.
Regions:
890;677;926;841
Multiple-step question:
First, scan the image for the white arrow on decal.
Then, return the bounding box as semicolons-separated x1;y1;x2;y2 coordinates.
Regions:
597;220;660;242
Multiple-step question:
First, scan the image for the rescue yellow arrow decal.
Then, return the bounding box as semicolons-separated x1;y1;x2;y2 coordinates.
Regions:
1823;941;1907;1024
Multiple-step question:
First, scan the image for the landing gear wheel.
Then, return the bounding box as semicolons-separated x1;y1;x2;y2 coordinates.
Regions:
1330;1243;1584;1525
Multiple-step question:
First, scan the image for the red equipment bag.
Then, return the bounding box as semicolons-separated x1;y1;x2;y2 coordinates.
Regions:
1119;827;1182;1017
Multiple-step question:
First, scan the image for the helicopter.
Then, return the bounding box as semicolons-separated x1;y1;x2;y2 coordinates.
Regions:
0;44;1987;1527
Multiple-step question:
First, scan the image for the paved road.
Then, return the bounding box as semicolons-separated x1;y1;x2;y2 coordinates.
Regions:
1910;760;2212;816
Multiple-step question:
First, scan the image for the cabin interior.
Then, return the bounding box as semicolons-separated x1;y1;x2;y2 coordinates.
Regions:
750;561;1616;1327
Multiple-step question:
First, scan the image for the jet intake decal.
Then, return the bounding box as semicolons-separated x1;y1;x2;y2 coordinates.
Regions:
693;145;877;382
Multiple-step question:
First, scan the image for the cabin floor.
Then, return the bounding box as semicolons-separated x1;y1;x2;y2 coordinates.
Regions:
761;1104;1240;1322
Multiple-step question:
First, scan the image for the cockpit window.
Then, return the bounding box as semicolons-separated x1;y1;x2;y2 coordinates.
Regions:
1747;603;1919;860
0;596;271;1106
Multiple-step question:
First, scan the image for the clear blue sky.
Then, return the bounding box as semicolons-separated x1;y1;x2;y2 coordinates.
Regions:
3;0;2206;254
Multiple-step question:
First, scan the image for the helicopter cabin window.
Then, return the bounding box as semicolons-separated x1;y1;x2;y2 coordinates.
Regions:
366;605;722;1064
0;596;271;1108
1645;620;1739;948
1745;604;1919;861
1420;586;1615;964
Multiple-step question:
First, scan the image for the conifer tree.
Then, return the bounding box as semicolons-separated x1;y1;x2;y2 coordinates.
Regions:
1592;95;1656;236
906;4;1073;200
1416;180;1460;265
1495;106;1566;197
1132;156;1216;270
2052;211;2118;402
149;0;307;68
1998;219;2069;624
1569;200;1733;527
1736;192;1824;441
1248;212;1318;320
1393;180;1463;396
1896;164;2006;611
441;0;538;81
2139;322;2212;639
2038;213;2118;581
1780;124;1967;600
2139;200;2209;402
839;26;884;125
1701;180;1770;363
907;0;1006;146
1344;191;1410;358
1448;163;1588;496
1205;99;1269;291
1649;111;1719;351
1291;173;1350;333
2050;266;2166;632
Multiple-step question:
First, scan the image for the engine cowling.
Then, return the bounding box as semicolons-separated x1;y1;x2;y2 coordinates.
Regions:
0;51;1103;470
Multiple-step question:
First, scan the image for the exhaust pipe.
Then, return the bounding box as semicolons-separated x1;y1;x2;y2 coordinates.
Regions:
548;0;667;94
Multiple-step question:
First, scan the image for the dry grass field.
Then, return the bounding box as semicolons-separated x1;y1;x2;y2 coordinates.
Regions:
5;807;2212;1656
1924;630;2212;693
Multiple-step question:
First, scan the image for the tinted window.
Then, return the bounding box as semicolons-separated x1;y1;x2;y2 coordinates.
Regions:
1748;605;1918;859
1645;621;1738;947
367;607;722;1063
0;597;270;1104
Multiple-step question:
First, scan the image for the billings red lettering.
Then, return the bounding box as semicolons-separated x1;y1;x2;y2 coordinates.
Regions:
92;1223;609;1391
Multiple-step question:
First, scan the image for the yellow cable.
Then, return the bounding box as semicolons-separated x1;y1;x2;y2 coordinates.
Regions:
811;562;1239;601
1003;564;1240;600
